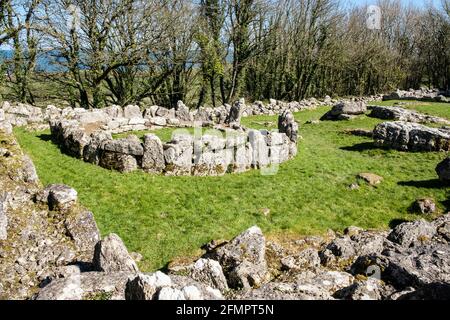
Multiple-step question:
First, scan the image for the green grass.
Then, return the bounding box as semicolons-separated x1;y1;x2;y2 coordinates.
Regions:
14;101;450;272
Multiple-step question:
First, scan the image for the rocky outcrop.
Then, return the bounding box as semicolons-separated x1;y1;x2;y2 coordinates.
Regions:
373;121;450;152
369;105;450;125
206;226;268;289
321;101;367;121
0;131;101;299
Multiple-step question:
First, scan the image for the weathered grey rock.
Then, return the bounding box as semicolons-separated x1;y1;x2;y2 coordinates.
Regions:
64;209;100;259
142;134;165;174
388;219;436;247
42;184;78;211
77;110;110;125
232;142;253;173
83;131;112;165
123;105;142;119
143;106;160;119
156;107;175;119
321;231;385;266
437;222;450;242
148;117;167;127
169;275;224;300
35;272;134;300
175;101;191;122
369;106;450;125
44;105;62;121
321;236;356;262
20;155;39;183
336;278;384;300
436;157;450;182
225;98;245;125
93;234;139;273
126;273;223;300
167;118;180;126
100;152;138;173
158;287;185;300
0;121;12;134
321;101;367;121
411;198;436;215
103;105;123;118
192;149;232;176
281;248;321;271
278;110;299;143
125;272;172;300
0;194;7;240
60;124;91;158
190;259;229;291
0;109;4;121
248;130;270;168
164;134;194;176
102;136;144;156
352;242;450;289
373;121;450;152
208;226;268;289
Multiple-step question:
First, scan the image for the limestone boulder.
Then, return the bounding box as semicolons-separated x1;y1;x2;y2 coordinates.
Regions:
278;110;299;143
123;105;142;119
373;121;450;152
321;101;367;121
190;258;229;292
93;233;139;273
40;184;78;211
142;134;165;174
207;226;268;289
35;272;134;300
388;219;436;247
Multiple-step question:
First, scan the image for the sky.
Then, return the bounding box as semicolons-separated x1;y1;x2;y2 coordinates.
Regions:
345;0;442;8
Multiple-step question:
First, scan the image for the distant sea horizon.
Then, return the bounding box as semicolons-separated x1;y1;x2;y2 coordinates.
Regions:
0;50;65;72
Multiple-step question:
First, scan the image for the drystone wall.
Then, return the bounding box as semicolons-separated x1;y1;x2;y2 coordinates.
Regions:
49;111;298;176
383;88;450;102
0;94;383;134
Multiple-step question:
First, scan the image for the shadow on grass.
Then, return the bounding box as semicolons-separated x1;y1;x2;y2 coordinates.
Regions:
37;133;53;142
389;218;410;229
340;142;379;152
398;179;445;189
441;199;450;212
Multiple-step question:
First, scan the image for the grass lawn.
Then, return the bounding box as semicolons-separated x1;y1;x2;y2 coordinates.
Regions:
14;100;450;271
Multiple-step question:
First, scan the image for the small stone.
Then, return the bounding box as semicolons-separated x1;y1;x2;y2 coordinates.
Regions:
344;226;364;237
411;198;436;215
357;173;384;186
